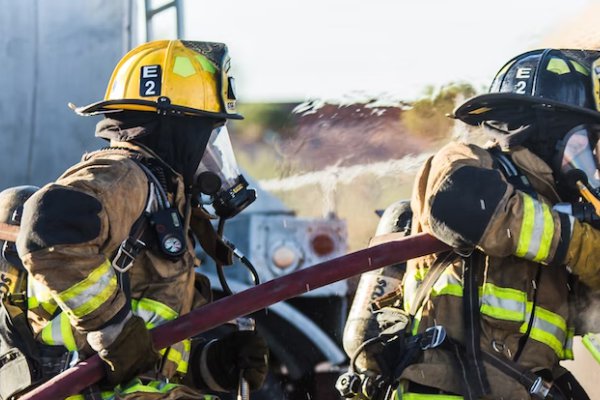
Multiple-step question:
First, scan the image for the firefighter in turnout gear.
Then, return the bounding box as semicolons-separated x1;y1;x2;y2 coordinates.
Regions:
2;40;268;399
344;49;600;400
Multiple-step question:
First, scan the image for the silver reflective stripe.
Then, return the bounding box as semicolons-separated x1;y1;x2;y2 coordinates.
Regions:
527;311;566;345
59;265;116;313
481;293;526;316
525;200;545;260
133;306;169;327
431;268;462;292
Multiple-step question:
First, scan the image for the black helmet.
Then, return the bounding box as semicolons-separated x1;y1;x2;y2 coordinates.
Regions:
0;186;39;226
0;186;39;268
454;49;600;125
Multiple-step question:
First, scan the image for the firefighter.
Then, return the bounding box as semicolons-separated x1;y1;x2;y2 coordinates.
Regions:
347;49;600;399
7;40;268;399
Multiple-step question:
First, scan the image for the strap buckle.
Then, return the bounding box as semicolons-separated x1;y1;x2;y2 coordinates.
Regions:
112;238;145;273
529;376;551;399
420;325;447;350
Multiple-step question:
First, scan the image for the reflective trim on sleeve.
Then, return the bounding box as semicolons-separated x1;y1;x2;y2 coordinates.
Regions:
132;297;190;373
28;278;58;316
132;297;179;329
515;194;555;263
563;327;575;360
158;339;191;374
55;259;117;319
40;312;77;351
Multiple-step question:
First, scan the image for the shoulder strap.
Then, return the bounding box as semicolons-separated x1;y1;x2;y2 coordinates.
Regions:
110;156;171;302
489;147;537;199
408;251;457;317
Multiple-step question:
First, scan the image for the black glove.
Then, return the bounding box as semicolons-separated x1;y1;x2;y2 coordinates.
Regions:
370;307;410;375
199;330;269;391
88;315;160;388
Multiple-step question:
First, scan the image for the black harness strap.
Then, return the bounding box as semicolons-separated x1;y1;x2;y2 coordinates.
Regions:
461;251;490;399
490;147;538;199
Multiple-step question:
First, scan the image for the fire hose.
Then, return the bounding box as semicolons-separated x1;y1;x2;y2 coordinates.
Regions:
0;222;449;400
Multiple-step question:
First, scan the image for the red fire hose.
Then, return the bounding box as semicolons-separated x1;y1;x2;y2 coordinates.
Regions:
15;231;448;400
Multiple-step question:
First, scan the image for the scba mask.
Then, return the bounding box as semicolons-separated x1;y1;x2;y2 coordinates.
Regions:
194;125;256;219
554;124;600;198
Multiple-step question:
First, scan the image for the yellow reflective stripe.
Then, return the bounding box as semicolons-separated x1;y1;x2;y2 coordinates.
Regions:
132;297;178;329
533;305;567;333
411;307;423;336
158;339;191;374
176;339;191;373
41;320;55;345
480;283;526;322
147;380;179;392
516;194;535;257
56;260;117;318
431;283;462;297
520;304;567;358
563;327;575;360
120;384;161;394
534;202;554;262
132;298;189;372
40;299;58;315
522;325;564;357
28;296;39;310
39;312;77;350
118;378;186;395
429;268;463;298
397;392;463;399
515;195;555;262
28;278;58;315
60;312;77;351
538;203;555;260
65;395;85;400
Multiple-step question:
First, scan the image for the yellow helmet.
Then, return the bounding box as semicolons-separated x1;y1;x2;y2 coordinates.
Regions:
72;40;242;119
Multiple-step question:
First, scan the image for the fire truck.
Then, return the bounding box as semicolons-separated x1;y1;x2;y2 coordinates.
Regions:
198;179;349;400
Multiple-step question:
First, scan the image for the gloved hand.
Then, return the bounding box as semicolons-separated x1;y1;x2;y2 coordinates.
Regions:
368;307;410;375
375;306;410;336
87;313;159;387
199;330;269;392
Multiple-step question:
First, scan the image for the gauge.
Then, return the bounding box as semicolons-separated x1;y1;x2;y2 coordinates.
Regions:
163;235;183;255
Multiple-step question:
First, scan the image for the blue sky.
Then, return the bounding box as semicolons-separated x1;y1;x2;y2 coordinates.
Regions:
184;0;591;102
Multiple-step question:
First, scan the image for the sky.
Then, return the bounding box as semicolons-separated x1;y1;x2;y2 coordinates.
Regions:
182;0;591;103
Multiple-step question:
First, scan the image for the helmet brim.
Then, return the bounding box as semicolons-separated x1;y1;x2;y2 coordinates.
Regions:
70;99;244;120
453;93;600;126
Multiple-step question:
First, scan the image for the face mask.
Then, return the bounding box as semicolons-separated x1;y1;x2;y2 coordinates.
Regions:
554;124;600;197
194;125;256;219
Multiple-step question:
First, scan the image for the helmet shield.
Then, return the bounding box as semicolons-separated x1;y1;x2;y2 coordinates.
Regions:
194;126;256;218
454;49;600;125
195;126;240;192
555;125;600;192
